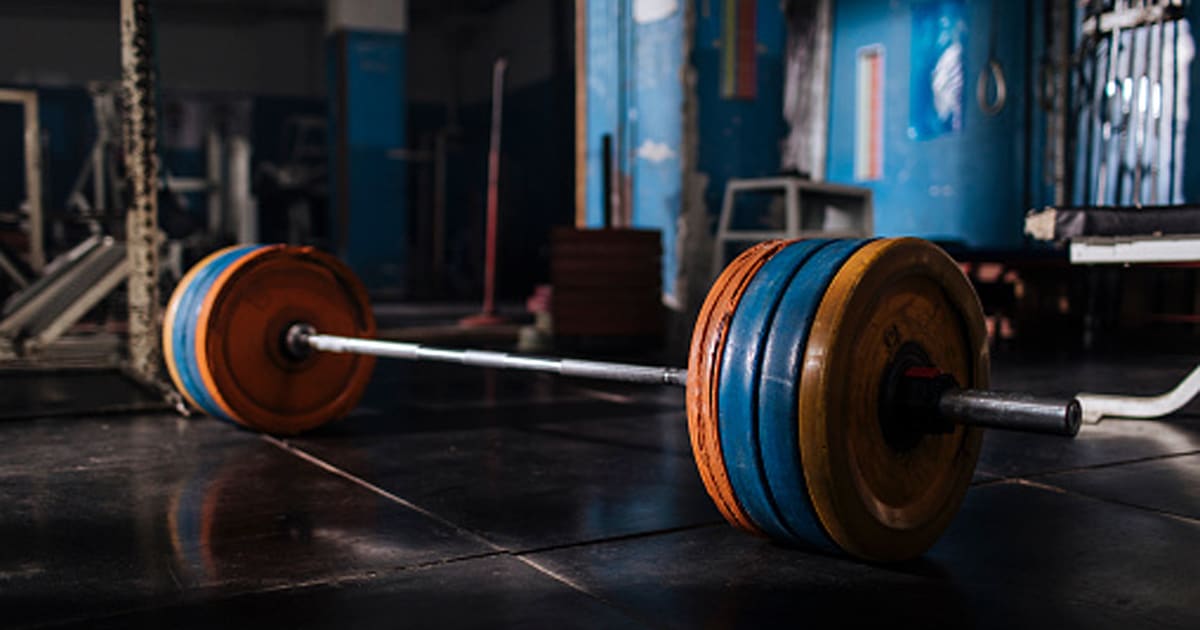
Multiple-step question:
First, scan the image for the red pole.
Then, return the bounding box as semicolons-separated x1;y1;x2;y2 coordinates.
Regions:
462;58;508;327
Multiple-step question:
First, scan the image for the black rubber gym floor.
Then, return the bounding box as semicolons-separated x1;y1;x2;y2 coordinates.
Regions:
1;346;1197;628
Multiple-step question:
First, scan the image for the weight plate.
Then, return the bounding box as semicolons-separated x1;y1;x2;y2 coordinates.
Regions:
798;238;987;562
687;239;785;536
192;245;287;425
195;246;376;434
717;239;831;541
168;245;266;420
756;239;868;550
163;246;244;411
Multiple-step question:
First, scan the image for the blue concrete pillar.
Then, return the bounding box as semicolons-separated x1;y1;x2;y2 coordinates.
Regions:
584;0;686;301
327;0;408;290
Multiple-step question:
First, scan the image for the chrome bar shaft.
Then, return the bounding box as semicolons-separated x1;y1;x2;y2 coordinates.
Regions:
303;332;689;387
1077;362;1200;423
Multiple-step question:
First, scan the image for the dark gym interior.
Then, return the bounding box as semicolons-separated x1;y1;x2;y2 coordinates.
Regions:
0;1;1197;628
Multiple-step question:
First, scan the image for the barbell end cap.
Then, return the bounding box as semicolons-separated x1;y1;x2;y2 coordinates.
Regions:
1063;398;1083;437
283;322;317;362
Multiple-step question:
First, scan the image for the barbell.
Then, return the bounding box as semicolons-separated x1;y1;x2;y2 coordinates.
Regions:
163;238;1083;562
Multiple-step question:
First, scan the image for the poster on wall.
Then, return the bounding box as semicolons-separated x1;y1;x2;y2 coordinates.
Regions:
855;44;885;181
909;0;967;140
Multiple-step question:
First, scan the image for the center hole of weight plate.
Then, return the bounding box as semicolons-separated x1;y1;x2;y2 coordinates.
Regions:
281;322;316;362
877;341;956;452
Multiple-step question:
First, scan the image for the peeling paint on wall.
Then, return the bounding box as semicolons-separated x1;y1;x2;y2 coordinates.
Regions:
586;0;685;299
634;0;679;24
782;0;831;179
637;139;677;162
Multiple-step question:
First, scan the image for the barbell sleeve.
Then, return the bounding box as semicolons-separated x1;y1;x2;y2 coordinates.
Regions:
938;389;1082;437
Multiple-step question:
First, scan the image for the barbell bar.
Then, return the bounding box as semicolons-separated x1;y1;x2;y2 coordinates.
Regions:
290;326;1080;436
291;325;690;386
160;238;1111;562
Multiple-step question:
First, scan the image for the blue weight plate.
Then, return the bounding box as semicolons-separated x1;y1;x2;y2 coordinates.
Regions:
172;245;263;420
757;238;869;550
717;239;831;542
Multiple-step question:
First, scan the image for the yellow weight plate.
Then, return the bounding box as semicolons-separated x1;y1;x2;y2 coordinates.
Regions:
798;238;987;562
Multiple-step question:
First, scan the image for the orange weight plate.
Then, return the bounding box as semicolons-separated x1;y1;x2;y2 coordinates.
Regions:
797;238;988;562
686;240;787;536
193;246;376;434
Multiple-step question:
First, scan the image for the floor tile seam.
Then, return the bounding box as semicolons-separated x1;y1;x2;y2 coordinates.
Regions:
1020;448;1200;479
508;555;671;630
968;476;1011;488
510;424;694;459
265;434;704;550
1001;477;1200;526
262;434;675;627
261;435;507;552
24;551;515;630
264;432;700;554
223;549;511;592
512;522;727;557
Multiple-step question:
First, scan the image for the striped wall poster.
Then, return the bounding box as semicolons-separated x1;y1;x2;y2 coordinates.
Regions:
854;44;885;181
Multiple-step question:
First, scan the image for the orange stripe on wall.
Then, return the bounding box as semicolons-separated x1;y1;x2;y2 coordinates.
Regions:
735;0;757;99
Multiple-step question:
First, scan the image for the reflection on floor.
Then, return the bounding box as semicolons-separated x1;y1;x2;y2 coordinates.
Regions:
0;349;1197;628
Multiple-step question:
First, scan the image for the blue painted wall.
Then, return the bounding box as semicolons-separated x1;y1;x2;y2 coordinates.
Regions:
584;0;621;229
584;0;789;298
584;0;686;298
630;3;685;294
692;0;788;226
328;30;408;290
827;0;1031;249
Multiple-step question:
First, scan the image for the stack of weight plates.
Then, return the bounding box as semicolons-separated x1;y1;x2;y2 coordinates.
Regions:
687;237;988;561
550;228;664;348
